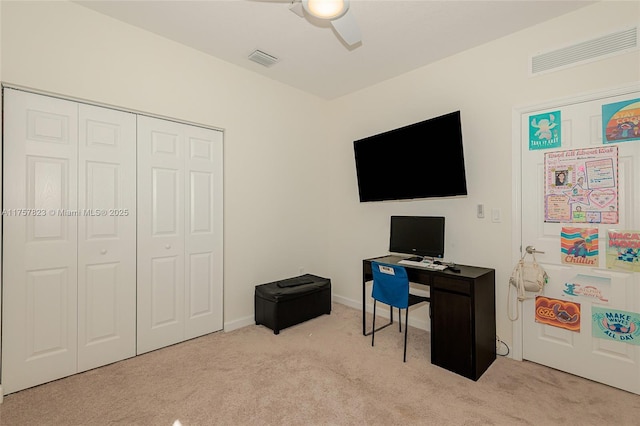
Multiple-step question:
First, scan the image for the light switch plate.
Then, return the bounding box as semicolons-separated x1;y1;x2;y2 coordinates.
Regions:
491;208;501;223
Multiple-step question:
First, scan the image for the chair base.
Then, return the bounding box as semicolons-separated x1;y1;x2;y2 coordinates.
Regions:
365;305;395;336
371;295;430;362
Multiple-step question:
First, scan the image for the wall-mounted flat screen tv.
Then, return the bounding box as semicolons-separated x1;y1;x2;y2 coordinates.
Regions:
353;111;467;202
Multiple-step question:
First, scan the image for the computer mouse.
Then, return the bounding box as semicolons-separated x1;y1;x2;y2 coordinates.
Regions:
434;260;442;265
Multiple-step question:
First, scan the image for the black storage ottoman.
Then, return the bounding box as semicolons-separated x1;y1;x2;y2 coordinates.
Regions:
255;274;331;335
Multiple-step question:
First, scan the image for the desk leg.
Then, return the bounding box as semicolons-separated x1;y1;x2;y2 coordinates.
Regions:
362;278;367;335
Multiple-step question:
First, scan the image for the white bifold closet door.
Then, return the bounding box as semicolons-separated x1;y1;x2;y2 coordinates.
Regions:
76;103;136;371
2;89;136;394
136;115;223;354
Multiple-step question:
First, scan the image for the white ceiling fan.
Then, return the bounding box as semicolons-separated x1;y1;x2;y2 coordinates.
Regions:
288;0;362;47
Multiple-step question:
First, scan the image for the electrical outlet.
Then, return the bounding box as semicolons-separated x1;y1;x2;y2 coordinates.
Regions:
299;266;305;274
477;204;484;218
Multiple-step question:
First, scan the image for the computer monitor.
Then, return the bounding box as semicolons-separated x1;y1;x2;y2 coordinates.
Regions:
389;216;445;259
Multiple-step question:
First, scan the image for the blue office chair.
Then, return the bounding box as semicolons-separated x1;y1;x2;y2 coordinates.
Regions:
371;261;430;362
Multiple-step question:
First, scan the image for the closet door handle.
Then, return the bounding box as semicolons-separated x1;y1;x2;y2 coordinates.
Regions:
100;249;107;255
165;244;171;249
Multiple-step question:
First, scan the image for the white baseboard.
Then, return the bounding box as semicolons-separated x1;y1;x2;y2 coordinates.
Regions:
224;293;431;335
332;294;430;332
332;294;361;310
224;314;255;332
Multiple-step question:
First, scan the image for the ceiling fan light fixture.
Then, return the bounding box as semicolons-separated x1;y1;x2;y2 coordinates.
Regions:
302;0;349;20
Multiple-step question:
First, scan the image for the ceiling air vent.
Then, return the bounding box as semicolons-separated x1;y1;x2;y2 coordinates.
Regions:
248;49;279;67
530;26;638;76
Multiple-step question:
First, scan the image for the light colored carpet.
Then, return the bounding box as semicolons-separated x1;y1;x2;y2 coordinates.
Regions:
0;302;638;425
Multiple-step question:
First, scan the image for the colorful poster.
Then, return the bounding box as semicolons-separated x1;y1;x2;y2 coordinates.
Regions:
562;274;610;304
560;227;599;266
529;110;561;150
535;296;580;331
602;98;640;144
592;307;640;345
544;146;618;223
606;229;640;272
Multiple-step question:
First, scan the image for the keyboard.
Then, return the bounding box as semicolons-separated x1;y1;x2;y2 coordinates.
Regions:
398;260;447;270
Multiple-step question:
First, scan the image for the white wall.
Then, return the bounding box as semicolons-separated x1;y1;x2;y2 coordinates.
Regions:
1;0;639;360
0;1;331;328
327;1;640;348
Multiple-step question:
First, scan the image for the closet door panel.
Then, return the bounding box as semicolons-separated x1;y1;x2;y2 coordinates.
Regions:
137;116;185;354
2;90;223;395
77;104;136;372
137;117;223;352
185;127;223;339
2;89;78;394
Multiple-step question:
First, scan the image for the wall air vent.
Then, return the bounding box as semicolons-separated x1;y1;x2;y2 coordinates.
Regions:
248;49;279;67
530;26;638;76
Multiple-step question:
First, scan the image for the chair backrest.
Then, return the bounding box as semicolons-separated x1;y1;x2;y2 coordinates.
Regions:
371;262;410;309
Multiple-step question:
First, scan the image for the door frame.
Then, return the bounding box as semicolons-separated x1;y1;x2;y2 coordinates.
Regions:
510;81;640;361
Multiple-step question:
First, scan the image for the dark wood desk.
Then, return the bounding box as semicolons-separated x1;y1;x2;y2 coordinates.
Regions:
363;255;496;381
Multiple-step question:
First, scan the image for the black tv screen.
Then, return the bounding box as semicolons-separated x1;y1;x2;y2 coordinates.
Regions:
353;111;467;202
389;216;445;259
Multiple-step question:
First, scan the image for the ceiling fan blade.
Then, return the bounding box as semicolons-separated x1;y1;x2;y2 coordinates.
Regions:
289;1;304;17
330;10;361;46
